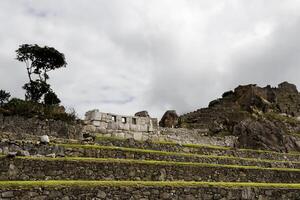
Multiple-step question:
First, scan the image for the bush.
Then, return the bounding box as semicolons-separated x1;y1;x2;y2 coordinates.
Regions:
44;90;61;105
1;98;77;123
0;90;11;106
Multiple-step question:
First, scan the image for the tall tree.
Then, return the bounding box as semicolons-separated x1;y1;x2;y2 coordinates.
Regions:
16;44;67;102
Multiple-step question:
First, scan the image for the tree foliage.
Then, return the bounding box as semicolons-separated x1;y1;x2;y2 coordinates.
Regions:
0;90;11;106
23;80;50;102
44;90;61;105
16;44;67;82
16;44;67;102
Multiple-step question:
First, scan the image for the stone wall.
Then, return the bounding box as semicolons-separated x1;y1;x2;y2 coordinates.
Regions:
1;185;300;200
1;141;300;168
94;138;300;162
93;127;236;147
84;110;158;133
1;157;300;182
0;114;82;139
0;111;236;148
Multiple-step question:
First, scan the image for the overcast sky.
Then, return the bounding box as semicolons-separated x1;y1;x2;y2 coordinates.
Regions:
1;0;300;119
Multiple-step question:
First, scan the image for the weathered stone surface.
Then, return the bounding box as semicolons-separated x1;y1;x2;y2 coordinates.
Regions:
2;156;300;183
84;110;157;133
0;114;82;139
40;135;50;144
1;186;300;200
179;82;300;152
3;137;300;166
135;111;150;118
159;110;179;128
1;191;14;198
233;119;300;152
17;150;30;156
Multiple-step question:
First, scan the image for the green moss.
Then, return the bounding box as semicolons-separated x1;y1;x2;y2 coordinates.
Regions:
5;155;300;172
0;180;300;189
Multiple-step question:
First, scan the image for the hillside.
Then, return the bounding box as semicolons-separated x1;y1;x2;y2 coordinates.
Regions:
1;82;300;199
179;82;300;152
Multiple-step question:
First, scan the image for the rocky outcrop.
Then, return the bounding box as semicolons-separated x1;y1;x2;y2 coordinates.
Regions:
179;82;300;152
159;110;179;128
233;119;300;152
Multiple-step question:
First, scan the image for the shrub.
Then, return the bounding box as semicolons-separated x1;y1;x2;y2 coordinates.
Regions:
1;98;77;123
0;90;11;106
44;90;61;105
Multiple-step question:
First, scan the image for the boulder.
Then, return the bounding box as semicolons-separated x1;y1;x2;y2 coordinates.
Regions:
40;135;50;144
159;110;179;128
134;111;150;118
6;152;17;158
16;150;30;157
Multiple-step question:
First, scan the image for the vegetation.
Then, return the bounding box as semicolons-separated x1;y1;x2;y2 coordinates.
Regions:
12;155;300;172
264;112;299;126
0;180;300;189
16;44;66;103
44;90;61;105
0;98;76;123
0;44;77;122
0;90;10;106
95;135;300;156
55;143;300;166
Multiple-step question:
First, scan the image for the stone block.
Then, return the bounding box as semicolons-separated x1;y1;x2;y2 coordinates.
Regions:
92;120;101;127
133;132;143;140
112;132;125;139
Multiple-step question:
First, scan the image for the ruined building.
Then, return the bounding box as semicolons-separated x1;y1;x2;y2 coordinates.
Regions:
84;109;158;133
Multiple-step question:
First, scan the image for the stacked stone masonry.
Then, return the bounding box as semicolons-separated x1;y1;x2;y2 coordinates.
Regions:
1;186;300;200
2;156;300;183
0;114;82;139
1;140;300;169
84;109;158;133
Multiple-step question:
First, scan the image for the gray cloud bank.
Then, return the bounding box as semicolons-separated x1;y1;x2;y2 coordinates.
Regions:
1;0;300;118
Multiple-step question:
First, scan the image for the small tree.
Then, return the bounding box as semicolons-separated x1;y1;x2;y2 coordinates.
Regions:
0;90;11;106
44;90;61;105
16;44;67;102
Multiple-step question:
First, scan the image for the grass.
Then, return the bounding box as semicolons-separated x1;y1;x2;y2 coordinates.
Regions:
264;112;299;126
95;135;300;156
55;143;300;166
1;180;300;189
3;155;300;172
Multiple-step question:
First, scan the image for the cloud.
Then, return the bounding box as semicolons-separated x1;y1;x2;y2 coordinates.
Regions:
0;0;300;119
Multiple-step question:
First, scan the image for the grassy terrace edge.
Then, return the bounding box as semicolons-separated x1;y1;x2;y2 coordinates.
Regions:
55;143;300;165
3;155;300;172
1;181;300;189
95;135;300;156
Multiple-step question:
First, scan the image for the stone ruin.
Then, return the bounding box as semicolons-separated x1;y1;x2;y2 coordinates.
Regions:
2;82;300;199
84;109;158;133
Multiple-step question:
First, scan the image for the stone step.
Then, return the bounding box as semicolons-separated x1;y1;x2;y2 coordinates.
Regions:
2;156;300;183
94;136;300;162
2;141;300;169
1;181;300;199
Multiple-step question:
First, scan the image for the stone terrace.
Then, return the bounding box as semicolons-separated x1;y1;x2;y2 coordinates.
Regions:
1;132;300;199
